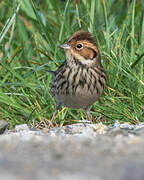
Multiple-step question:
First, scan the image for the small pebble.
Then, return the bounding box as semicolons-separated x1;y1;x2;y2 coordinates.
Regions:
0;120;8;134
15;124;29;132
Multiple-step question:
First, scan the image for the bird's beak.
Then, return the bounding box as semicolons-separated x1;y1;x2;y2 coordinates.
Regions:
58;43;70;50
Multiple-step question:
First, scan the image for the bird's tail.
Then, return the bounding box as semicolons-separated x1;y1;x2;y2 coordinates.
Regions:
45;70;55;76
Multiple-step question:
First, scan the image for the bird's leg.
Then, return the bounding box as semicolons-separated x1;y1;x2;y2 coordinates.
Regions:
85;107;92;122
49;104;60;128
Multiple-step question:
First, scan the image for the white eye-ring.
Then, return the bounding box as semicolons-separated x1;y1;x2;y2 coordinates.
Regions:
76;43;83;50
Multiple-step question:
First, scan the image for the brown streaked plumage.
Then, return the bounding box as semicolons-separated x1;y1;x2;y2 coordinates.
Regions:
48;30;106;124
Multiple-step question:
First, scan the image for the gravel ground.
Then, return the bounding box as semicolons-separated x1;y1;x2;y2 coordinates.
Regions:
0;121;144;180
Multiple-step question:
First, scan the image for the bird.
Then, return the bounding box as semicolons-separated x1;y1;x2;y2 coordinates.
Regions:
48;30;106;124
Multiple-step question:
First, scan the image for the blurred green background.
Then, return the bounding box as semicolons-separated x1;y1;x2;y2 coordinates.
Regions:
0;0;144;128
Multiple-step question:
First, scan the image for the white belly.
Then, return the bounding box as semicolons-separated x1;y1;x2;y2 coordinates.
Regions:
55;92;99;109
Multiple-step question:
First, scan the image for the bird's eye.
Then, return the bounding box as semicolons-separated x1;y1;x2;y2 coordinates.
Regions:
76;44;83;49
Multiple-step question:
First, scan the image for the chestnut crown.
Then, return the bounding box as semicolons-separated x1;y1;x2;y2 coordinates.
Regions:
59;30;101;66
